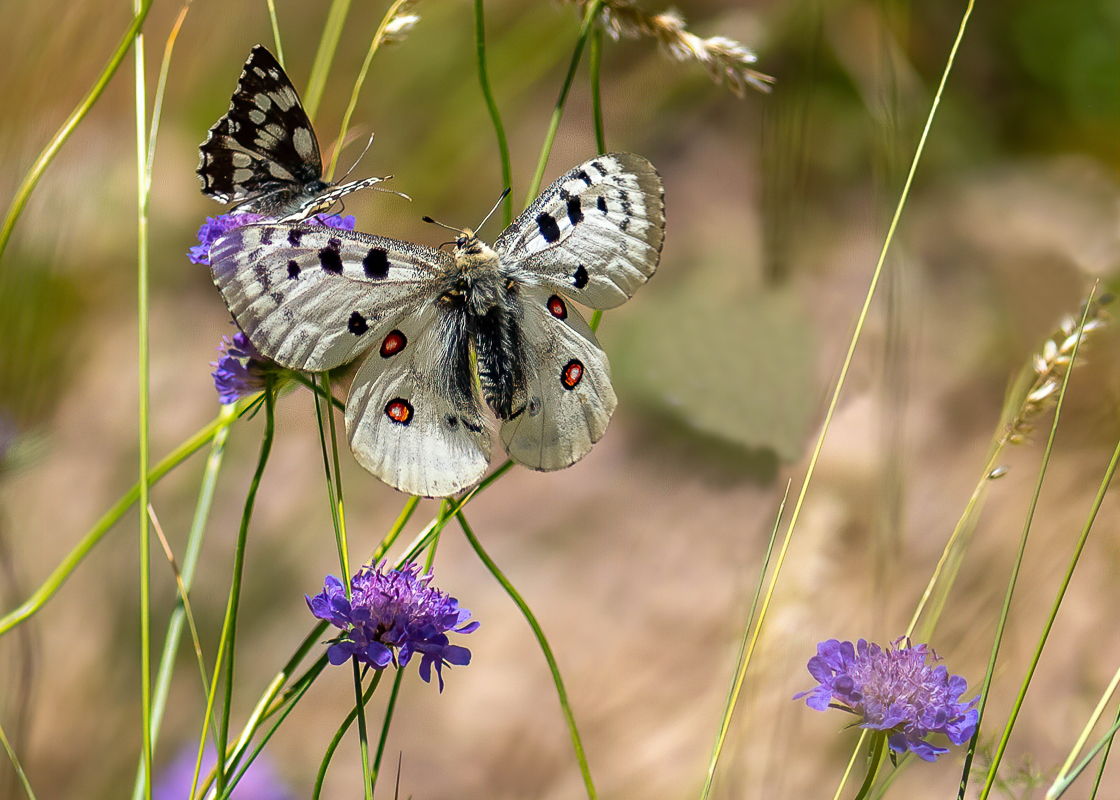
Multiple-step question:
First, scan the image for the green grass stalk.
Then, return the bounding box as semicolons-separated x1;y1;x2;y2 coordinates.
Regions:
304;0;351;121
312;670;383;800
0;0;154;263
457;510;597;800
474;0;514;227
329;0;417;182
525;0;604;204
701;482;789;797
969;293;1106;799
131;12;153;795
0;410;235;635
214;385;276;794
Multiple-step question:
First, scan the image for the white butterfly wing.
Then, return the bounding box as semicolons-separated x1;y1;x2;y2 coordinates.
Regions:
345;303;491;497
499;285;616;471
210;223;450;372
495;153;665;309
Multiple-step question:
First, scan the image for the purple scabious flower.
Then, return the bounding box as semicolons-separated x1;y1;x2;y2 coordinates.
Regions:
211;331;272;404
794;637;980;762
307;561;479;691
188;212;355;265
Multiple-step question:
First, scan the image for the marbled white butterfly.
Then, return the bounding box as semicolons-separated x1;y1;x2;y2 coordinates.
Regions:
210;153;665;497
198;45;386;222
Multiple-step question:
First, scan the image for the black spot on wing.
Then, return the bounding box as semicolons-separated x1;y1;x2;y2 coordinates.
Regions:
576;169;592;186
287;260;300;279
559;188;571;201
363;247;390;279
287;229;303;247
319;247;343;273
260;227;274;245
591;160;606;176
536;212;561;244
348;311;368;335
566;196;583;226
596;196;607;214
573;265;589;289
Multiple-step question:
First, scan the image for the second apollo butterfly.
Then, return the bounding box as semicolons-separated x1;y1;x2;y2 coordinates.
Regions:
210;153;665;497
198;45;387;221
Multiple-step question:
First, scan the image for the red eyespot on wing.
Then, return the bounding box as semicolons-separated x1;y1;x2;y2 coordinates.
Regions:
385;398;413;425
547;295;568;320
380;330;407;358
560;359;583;390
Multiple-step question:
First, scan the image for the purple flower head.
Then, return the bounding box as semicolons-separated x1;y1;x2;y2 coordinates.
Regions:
211;330;275;404
794;637;980;762
188;212;355;265
307;561;479;691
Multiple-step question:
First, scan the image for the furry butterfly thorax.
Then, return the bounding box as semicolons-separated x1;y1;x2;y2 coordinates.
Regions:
211;152;665;497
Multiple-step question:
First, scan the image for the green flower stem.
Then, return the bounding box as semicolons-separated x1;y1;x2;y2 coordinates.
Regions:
395;461;515;565
0;0;154;263
130;406;235;800
354;660;374;800
313;373;349;583
852;732;887;800
971;292;1102;800
373;669;405;782
304;0;351;122
525;0;604;205
219;626;329;797
457;510;597;800
214;385;276;795
474;0;513;227
213;657;328;800
589;25;606;154
290;372;346;412
0;408;238;636
312;670;383;800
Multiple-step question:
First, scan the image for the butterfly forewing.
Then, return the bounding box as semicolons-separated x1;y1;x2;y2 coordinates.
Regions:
198;45;384;219
496;153;665;309
499;284;616;471
210;223;451;372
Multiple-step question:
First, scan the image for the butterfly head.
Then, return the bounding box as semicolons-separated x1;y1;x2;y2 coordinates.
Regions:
452;229;500;273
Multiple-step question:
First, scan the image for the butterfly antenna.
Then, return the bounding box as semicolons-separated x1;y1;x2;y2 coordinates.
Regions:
421;215;462;234
339;133;376;181
476;188;511;233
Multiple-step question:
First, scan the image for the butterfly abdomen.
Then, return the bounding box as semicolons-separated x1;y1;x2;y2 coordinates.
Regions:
474;302;523;420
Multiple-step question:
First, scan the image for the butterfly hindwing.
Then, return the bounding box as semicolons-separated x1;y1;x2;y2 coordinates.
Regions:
198;45;384;219
210;223;451;372
345;303;491;497
496;153;665;310
499;283;616;471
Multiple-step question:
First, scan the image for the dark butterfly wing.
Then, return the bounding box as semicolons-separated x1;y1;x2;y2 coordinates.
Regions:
198;45;383;219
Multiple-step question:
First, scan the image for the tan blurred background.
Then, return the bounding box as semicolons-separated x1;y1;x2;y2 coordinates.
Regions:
2;0;1120;798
